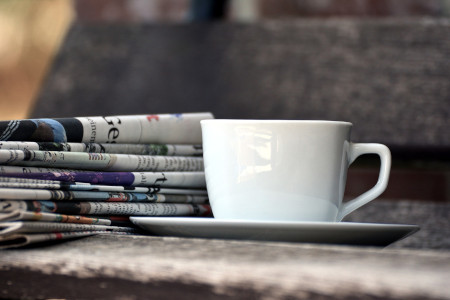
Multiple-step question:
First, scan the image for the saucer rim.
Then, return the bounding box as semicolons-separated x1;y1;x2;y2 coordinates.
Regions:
130;216;419;228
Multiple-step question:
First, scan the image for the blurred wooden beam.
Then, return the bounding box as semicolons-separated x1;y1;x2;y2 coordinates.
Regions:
0;0;74;120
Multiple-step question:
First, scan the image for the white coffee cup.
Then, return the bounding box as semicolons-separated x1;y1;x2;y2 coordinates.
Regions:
201;120;391;222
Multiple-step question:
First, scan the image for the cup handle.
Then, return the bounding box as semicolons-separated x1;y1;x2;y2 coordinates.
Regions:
337;143;391;221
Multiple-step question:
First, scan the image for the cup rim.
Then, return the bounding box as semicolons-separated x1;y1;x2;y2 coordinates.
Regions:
201;119;352;126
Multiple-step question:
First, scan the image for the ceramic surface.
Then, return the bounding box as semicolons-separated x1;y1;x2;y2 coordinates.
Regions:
130;217;419;247
201;120;391;221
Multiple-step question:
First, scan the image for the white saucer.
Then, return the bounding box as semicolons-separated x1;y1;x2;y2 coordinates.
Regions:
130;217;419;247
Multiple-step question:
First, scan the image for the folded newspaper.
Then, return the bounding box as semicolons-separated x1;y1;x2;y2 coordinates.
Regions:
0;112;213;144
0;112;213;249
0;141;203;156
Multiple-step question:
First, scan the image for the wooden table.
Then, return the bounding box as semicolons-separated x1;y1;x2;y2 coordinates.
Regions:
1;199;449;299
1;234;449;300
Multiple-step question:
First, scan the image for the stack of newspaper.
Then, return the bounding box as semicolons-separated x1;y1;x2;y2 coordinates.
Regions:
0;112;213;249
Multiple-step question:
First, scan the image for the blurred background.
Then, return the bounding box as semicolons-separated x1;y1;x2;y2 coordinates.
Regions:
0;0;449;120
